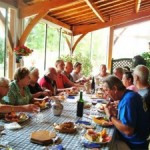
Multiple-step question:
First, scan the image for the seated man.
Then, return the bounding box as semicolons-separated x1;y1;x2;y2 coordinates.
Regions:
0;77;38;113
55;60;75;90
62;62;74;84
103;75;150;149
38;67;57;96
113;67;124;80
95;64;110;81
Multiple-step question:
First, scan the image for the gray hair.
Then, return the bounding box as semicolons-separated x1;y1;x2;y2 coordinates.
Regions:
103;75;126;91
133;65;149;83
29;67;39;74
113;67;124;74
0;77;9;86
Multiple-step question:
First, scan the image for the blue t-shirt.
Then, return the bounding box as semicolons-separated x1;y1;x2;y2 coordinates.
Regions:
118;90;150;147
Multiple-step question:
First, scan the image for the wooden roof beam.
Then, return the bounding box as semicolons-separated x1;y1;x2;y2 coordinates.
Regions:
135;0;142;13
43;15;71;31
19;8;49;45
84;0;105;22
19;0;77;18
73;9;150;35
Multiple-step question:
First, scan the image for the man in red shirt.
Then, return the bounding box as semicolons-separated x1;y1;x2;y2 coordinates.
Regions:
38;67;57;96
55;60;75;91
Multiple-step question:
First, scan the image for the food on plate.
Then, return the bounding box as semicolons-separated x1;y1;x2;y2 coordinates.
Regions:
34;100;49;109
5;112;28;122
84;103;92;109
96;103;106;112
96;92;103;98
84;128;111;143
50;96;65;101
54;122;77;134
66;89;78;96
93;116;113;126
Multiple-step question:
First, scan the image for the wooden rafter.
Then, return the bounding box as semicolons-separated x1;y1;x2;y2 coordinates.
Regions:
19;0;77;18
64;35;72;50
0;11;13;51
72;34;86;52
43;15;71;31
19;8;49;45
84;0;105;22
135;0;142;13
73;9;150;35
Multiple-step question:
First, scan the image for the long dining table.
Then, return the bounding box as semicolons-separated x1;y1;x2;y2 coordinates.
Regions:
0;93;116;150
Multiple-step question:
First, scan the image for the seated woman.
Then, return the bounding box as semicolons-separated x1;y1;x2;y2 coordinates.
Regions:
29;67;51;98
2;67;46;105
71;62;82;82
122;71;137;92
0;77;38;113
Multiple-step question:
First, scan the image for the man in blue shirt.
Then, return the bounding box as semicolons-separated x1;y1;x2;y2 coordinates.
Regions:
103;75;150;149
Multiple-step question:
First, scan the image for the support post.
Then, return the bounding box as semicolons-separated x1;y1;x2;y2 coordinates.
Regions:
107;27;114;72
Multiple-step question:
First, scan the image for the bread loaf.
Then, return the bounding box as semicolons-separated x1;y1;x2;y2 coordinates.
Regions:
30;130;56;145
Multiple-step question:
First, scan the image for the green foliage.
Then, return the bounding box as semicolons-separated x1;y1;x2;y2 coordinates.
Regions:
0;39;4;64
142;52;150;68
61;53;92;77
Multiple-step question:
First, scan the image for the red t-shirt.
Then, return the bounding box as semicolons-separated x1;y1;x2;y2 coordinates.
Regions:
38;76;54;92
56;73;72;89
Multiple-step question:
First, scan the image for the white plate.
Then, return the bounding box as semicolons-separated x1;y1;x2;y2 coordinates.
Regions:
84;133;112;144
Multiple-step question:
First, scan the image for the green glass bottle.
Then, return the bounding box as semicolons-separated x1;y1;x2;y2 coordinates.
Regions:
77;91;84;117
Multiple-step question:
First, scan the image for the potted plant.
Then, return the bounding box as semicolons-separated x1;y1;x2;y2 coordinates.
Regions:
13;45;33;63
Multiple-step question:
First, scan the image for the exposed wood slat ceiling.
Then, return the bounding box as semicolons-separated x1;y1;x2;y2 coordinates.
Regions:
17;0;150;35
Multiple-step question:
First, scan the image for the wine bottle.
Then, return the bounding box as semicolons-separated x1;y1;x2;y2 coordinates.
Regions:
91;77;95;94
77;91;84;117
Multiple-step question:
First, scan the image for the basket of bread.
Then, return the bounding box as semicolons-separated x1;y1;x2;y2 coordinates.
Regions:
84;128;111;143
54;122;77;134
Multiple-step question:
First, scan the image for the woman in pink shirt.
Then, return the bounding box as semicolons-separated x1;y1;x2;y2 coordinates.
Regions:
122;71;138;92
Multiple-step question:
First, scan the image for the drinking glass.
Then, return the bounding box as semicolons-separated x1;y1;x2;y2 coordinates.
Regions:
34;107;43;123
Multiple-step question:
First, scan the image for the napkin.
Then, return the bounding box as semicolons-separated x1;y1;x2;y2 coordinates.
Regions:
4;122;22;130
68;96;75;99
51;144;64;150
75;120;91;125
82;142;101;148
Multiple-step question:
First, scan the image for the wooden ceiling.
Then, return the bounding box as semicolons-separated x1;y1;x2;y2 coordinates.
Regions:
3;0;150;35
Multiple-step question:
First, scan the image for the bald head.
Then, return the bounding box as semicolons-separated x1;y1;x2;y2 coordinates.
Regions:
45;67;57;80
113;67;124;80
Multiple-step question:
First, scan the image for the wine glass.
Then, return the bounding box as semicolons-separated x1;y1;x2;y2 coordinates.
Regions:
90;99;97;117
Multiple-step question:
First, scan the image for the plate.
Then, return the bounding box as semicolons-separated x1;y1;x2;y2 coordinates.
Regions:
84;133;112;144
96;103;106;113
93;117;113;127
5;112;29;123
53;122;77;134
